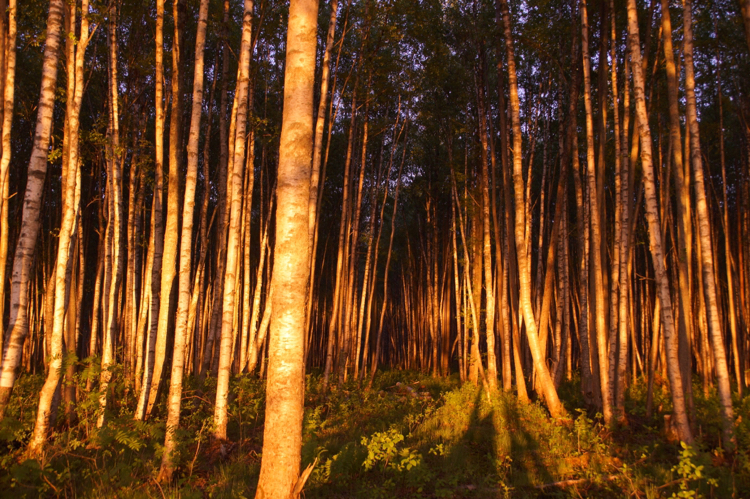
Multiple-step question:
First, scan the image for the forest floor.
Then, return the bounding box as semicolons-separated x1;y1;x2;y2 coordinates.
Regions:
0;368;748;498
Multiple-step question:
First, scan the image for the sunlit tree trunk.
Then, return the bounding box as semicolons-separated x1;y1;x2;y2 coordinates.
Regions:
607;0;622;413
97;5;124;428
682;0;734;450
450;170;491;397
255;0;318;496
368;142;407;388
146;0;185;415
497;0;564;417
307;0;339;330
159;0;209;480
0;0;64;420
323;89;356;389
213;0;254;440
340;89;370;383
203;0;231;379
246;191;274;373
580;0;612;424
135;0;166;420
476;65;498;390
659;0;695;426
626;0;693;444
716;50;743;397
0;0;16;357
27;0;89;451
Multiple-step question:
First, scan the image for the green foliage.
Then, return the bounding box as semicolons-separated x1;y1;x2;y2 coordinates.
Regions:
361;428;422;472
669;443;718;499
1;370;747;498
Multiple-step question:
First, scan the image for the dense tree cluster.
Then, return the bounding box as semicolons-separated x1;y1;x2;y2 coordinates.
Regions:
0;0;749;494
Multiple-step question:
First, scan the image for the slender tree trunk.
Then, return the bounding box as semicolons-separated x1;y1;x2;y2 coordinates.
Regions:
147;0;185;415
307;0;339;329
580;0;612;424
27;1;88;451
497;0;564;417
682;0;734;449
214;0;254;440
323;88;356;389
476;64;498;390
0;0;64;420
136;0;166;420
626;0;693;444
97;4;124;428
0;0;16;358
716;50;743;397
159;0;209;480
368;138;407;388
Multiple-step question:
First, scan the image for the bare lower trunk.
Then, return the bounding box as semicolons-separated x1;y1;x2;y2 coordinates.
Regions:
213;0;254;440
0;0;16;359
498;0;564;417
254;0;317;496
0;0;64;421
626;0;693;444
682;0;734;450
159;0;210;480
580;0;611;424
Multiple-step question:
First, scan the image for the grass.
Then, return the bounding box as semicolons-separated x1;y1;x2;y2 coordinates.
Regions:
0;365;748;498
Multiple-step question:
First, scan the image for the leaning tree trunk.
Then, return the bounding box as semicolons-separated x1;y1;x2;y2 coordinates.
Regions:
626;0;693;444
682;0;735;450
497;0;565;418
254;0;318;497
0;0;64;421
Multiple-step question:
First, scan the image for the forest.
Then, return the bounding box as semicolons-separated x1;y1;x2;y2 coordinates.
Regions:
0;0;749;496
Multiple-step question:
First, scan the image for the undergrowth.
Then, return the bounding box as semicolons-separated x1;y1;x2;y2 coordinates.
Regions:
0;364;747;498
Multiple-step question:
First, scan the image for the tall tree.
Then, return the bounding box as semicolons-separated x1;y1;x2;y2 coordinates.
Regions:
626;0;693;444
159;0;210;480
497;0;565;418
683;0;735;450
255;0;318;496
214;0;254;440
0;0;65;420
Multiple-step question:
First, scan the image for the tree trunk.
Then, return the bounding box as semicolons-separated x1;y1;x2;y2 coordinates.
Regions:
0;0;16;358
497;0;564;417
213;0;254;440
626;0;693;444
682;0;734;450
254;0;318;496
159;0;209;480
0;0;64;421
136;0;166;420
97;4;125;428
580;0;612;424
